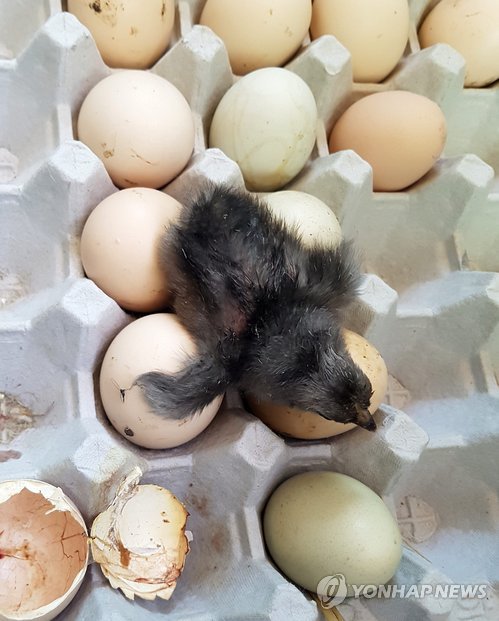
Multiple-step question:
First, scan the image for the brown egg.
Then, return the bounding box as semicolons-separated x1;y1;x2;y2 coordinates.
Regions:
200;0;312;75
80;188;181;313
246;329;388;439
310;0;409;83
419;0;499;88
329;90;447;191
68;0;175;69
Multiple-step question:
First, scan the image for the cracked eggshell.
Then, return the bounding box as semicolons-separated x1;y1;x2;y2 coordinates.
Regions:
90;468;190;601
209;68;317;191
263;190;342;249
200;0;312;75
0;480;88;621
77;71;194;189
99;313;223;449
80;188;182;313
246;330;388;439
68;0;175;70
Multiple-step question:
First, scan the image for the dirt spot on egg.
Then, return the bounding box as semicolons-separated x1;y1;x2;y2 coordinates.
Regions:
89;1;101;13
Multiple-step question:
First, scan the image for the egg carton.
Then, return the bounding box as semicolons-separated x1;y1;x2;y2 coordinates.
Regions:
1;1;498;620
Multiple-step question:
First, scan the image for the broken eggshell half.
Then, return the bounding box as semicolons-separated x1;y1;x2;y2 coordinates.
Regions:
90;467;191;601
0;479;88;621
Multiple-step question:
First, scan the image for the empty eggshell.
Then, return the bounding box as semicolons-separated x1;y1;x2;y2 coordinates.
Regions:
329;90;447;191
247;329;388;439
310;0;410;83
200;0;312;75
99;313;223;449
0;479;88;621
419;0;499;87
264;190;342;249
68;0;175;69
77;71;194;189
209;68;317;191
80;188;181;312
90;467;190;601
263;471;402;595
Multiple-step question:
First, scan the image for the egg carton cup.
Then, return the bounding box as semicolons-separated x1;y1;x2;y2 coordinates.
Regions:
1;1;498;620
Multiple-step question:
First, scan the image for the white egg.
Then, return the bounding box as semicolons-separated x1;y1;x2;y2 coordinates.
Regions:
264;190;342;249
263;471;402;595
77;71;194;189
0;480;88;621
209;68;317;191
68;0;175;69
99;313;223;449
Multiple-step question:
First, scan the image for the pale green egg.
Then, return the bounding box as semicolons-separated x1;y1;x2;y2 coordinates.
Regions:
263;471;402;595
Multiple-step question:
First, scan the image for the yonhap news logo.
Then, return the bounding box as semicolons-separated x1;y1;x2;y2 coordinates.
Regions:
316;574;489;609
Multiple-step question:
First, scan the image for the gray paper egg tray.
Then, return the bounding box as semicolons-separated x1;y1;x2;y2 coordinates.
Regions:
0;1;498;619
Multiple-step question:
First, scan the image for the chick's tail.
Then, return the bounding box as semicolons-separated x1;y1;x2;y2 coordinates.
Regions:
135;355;229;419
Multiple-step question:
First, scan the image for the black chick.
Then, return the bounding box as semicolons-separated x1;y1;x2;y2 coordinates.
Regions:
136;184;376;431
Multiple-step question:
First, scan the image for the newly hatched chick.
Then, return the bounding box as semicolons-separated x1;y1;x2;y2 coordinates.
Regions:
137;185;376;431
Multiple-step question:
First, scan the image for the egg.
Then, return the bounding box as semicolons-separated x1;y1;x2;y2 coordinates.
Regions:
246;329;388;439
419;0;499;88
329;90;447;191
263;471;402;595
0;480;88;621
99;313;223;449
90;467;190;601
80;188;181;312
77;71;194;189
310;0;410;83
209;68;317;191
199;0;312;75
68;0;175;69
264;190;342;249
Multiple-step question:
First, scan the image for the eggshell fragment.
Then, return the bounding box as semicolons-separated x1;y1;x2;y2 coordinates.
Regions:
310;0;410;83
200;0;312;75
263;471;402;595
77;71;194;189
68;0;175;69
90;468;190;601
264;190;342;250
80;188;181;312
0;480;88;621
247;329;388;439
329;90;447;191
99;313;223;449
419;0;499;87
209;68;317;191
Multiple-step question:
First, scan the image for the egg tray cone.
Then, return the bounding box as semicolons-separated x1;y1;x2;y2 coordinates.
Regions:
0;1;498;619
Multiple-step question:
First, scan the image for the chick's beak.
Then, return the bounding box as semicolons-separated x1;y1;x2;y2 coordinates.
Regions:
354;404;377;431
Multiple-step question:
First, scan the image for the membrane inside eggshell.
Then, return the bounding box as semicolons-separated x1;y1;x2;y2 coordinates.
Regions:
90;468;190;602
0;489;88;617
